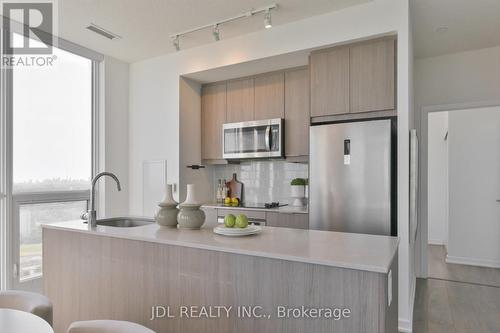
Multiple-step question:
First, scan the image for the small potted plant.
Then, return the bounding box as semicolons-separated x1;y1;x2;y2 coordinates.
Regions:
290;178;306;207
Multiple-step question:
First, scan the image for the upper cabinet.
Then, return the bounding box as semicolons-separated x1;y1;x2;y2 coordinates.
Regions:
310;47;350;117
201;82;226;160
310;37;396;117
226;78;254;123
285;68;310;158
254;72;285;120
350;38;395;113
200;36;395;162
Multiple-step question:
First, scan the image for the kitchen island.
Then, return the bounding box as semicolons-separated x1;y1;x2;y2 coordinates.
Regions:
43;221;399;333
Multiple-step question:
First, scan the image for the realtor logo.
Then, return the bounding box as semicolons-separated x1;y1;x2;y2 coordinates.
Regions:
2;1;53;54
1;1;58;67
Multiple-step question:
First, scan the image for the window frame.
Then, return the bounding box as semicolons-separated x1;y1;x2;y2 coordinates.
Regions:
0;19;104;290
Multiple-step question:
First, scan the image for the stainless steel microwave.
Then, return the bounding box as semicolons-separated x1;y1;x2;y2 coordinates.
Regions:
222;118;284;159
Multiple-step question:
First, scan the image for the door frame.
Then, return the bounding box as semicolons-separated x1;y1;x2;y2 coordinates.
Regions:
415;100;500;279
0;61;13;291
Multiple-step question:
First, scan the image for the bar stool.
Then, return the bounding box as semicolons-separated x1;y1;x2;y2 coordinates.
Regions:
66;320;156;333
0;290;53;326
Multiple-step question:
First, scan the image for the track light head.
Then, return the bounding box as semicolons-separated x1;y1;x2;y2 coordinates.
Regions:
213;24;220;41
264;9;272;29
173;35;180;51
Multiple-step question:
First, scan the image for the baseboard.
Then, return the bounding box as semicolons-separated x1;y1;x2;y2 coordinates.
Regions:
398;318;412;332
428;239;444;245
446;255;500;268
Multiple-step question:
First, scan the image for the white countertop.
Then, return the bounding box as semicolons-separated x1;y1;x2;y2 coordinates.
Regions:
202;203;308;214
43;220;398;274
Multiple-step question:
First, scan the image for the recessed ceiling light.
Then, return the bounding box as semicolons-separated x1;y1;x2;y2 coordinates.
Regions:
435;26;449;34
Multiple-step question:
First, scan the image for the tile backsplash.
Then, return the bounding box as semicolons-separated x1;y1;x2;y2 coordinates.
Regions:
211;160;308;204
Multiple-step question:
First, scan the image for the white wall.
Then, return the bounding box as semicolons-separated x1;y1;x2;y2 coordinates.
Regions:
129;0;413;329
447;107;500;267
427;112;448;246
101;56;129;217
415;46;500;111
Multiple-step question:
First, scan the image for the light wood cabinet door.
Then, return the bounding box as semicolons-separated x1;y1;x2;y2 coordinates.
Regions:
226;78;254;123
266;212;309;229
254;72;285;120
310;47;350;117
350;38;395;113
285;68;310;157
201;82;226;160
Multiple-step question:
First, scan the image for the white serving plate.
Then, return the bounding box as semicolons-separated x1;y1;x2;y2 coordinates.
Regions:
213;225;262;237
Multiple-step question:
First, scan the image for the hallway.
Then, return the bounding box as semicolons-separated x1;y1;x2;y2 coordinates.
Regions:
428;245;500;287
413;278;500;332
413;245;500;332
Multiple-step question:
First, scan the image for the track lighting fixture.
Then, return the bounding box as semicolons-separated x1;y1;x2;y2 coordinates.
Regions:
264;9;272;29
213;24;220;41
169;3;276;50
173;35;180;51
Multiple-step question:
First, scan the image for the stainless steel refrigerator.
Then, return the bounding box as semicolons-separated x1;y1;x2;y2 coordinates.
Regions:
309;119;397;236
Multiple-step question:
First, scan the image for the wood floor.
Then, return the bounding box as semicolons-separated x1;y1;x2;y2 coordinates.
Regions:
413;278;500;333
428;245;500;287
413;245;500;332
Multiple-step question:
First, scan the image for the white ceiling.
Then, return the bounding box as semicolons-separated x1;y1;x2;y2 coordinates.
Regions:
413;0;500;58
56;0;369;63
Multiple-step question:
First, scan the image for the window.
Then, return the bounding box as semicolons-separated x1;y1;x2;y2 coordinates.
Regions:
1;31;103;291
18;200;87;281
13;38;92;193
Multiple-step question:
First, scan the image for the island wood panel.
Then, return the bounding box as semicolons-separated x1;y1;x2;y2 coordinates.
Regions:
310;46;350;117
349;38;395;113
284;68;310;157
254;72;285;120
201;83;226;160
226;78;254;123
44;228;398;333
266;212;309;229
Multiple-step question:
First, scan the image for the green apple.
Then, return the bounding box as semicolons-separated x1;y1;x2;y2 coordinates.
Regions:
235;214;249;228
224;214;236;228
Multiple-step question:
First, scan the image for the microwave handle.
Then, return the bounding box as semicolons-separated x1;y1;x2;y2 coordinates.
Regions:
265;125;271;151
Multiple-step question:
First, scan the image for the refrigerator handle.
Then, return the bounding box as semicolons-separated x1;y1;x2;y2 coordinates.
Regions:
265;125;271;151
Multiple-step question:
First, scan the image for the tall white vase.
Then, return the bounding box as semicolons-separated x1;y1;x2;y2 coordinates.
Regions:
183;184;199;205
177;184;205;229
155;184;178;228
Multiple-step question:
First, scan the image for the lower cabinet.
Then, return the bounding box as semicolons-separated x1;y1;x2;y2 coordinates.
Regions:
266;212;309;229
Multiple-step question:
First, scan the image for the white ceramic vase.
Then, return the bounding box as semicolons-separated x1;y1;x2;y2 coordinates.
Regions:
177;184;205;229
155;184;179;228
290;185;305;207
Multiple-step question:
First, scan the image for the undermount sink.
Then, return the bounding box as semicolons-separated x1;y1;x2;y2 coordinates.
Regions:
94;217;155;228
